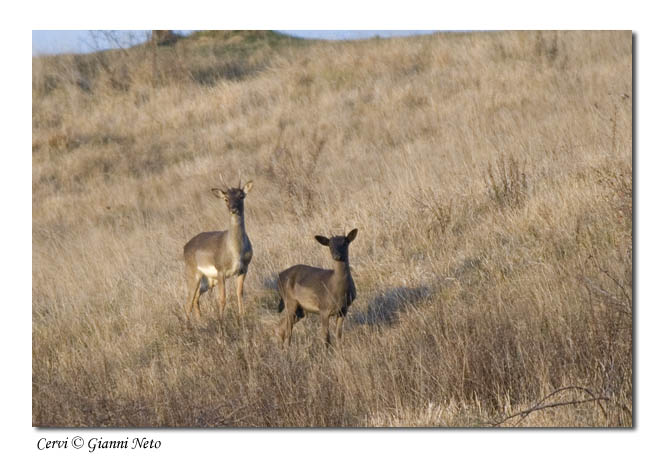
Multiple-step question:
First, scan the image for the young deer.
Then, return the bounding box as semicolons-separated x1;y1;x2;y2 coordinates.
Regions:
183;179;253;322
276;229;358;347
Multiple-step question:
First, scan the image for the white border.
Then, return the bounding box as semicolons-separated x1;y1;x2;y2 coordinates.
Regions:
8;1;664;455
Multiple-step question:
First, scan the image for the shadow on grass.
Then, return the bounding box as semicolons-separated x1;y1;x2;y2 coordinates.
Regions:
351;285;431;327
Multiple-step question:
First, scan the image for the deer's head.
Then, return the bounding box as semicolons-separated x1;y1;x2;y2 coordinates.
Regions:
315;229;358;262
212;179;253;216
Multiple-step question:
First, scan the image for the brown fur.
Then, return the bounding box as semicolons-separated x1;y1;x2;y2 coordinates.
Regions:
183;181;253;321
276;229;358;347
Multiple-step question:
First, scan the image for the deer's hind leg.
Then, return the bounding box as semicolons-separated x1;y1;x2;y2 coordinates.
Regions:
185;267;203;321
279;300;303;347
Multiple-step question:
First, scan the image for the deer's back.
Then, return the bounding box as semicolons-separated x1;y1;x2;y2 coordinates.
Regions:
279;265;333;288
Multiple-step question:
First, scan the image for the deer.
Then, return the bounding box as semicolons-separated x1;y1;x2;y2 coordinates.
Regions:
276;229;358;348
183;177;253;322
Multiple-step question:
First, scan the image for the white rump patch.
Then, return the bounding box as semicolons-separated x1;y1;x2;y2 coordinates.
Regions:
197;265;218;278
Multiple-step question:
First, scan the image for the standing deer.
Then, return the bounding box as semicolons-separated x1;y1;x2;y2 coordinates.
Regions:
183;178;253;322
276;229;358;347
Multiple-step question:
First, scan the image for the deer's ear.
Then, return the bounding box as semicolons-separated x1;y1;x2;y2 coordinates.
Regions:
315;235;330;246
346;228;358;243
242;181;253;195
211;188;228;199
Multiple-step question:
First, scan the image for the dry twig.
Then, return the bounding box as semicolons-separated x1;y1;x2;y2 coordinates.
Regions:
487;386;631;427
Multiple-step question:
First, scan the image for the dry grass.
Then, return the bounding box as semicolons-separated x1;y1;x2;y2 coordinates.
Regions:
32;30;632;427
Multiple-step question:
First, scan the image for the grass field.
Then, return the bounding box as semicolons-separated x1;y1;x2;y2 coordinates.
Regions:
32;30;632;427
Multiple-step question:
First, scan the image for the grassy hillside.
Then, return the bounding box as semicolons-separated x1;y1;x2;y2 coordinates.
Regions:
32;30;632;427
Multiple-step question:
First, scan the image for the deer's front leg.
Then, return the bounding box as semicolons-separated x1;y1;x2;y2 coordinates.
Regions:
320;312;331;347
335;315;344;342
236;273;246;315
217;276;226;321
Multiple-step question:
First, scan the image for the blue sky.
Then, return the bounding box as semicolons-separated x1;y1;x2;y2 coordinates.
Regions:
32;30;438;56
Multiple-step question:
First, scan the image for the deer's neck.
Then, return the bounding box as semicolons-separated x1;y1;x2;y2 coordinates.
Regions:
331;259;352;289
228;213;247;242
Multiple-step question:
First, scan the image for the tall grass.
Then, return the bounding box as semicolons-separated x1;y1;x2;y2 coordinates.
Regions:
32;30;632;427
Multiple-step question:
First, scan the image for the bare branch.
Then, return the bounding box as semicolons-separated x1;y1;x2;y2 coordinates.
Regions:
486;386;632;427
